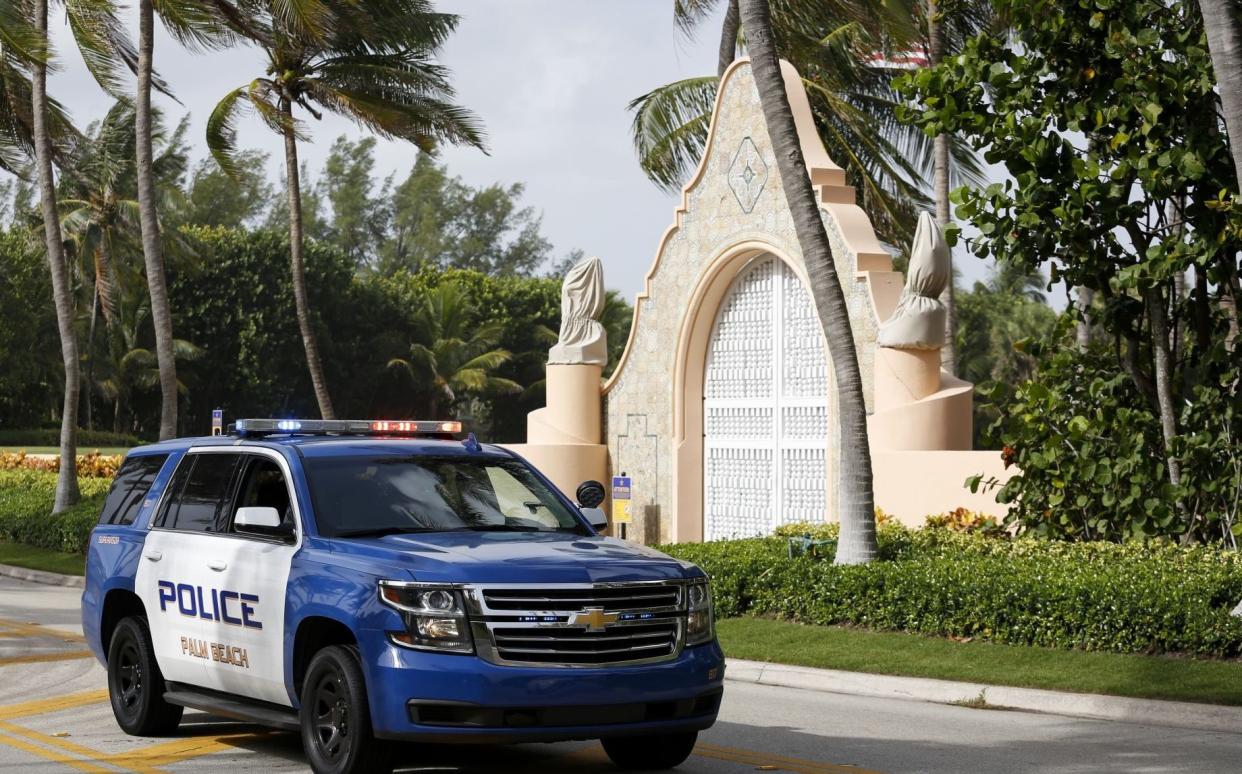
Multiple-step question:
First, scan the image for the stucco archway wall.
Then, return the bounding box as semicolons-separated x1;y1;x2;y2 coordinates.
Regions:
603;58;905;544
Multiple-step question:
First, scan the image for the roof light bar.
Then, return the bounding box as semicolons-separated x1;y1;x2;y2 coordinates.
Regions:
233;419;462;437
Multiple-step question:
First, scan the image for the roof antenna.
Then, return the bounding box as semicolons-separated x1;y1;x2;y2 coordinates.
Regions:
463;432;481;453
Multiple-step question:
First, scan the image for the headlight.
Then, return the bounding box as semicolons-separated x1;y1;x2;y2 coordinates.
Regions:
379;581;473;653
686;577;714;646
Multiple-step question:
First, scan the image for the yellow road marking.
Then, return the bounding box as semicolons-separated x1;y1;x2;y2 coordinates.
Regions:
0;650;93;666
0;720;116;765
0;618;86;643
101;733;277;772
694;742;887;774
0;729;112;773
0;690;109;721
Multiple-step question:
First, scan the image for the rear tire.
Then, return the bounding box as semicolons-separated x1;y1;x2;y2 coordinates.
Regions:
106;616;183;736
602;731;698;770
299;645;391;774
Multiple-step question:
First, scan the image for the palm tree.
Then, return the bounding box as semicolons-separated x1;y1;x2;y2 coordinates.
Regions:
632;0;984;248
738;0;877;564
207;0;485;420
134;0;228;440
59;102;191;432
1199;0;1242;195
387;283;521;418
27;0;81;512
94;289;203;435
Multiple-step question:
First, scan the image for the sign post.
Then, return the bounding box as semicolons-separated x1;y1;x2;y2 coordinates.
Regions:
211;409;223;436
611;473;632;540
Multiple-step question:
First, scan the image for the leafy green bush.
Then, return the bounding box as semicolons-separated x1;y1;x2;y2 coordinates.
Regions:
0;429;142;449
0;470;109;554
663;525;1242;657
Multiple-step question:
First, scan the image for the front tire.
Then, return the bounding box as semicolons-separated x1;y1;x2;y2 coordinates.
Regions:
602;731;698;770
106;616;183;736
299;645;390;774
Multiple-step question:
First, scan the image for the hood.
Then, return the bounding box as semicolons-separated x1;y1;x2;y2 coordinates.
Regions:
330;530;696;584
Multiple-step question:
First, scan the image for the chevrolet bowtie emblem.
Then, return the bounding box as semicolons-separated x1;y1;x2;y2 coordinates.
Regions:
570;607;619;632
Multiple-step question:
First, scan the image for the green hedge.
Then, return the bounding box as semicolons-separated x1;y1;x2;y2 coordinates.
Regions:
0;470;109;553
0;429;142;448
663;524;1242;658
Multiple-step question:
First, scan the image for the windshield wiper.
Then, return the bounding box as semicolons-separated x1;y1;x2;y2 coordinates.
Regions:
332;526;453;538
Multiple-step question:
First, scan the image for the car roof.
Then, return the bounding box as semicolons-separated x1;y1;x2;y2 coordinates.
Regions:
127;434;515;460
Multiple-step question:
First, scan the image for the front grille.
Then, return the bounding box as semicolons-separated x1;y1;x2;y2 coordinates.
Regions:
490;621;679;665
481;585;681;612
470;582;687;667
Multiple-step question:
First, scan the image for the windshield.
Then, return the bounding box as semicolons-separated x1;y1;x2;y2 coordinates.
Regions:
304;455;587;537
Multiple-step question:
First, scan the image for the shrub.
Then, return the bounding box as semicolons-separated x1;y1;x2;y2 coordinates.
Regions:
923;507;1006;537
0;451;123;478
0;429;142;449
0;470;109;553
663;525;1242;658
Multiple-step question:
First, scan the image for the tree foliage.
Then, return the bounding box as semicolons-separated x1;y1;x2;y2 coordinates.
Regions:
901;0;1242;542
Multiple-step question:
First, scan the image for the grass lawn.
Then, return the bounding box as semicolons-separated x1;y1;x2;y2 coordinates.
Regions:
717;617;1242;706
0;446;130;456
0;542;85;576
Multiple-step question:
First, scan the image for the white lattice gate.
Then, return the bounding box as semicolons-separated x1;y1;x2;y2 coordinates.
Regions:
703;256;830;540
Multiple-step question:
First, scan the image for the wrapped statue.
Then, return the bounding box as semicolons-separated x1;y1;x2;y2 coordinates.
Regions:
877;211;950;350
548;256;608;366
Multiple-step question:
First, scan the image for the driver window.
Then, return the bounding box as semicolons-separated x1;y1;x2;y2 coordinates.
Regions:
230;456;293;536
487;467;558;528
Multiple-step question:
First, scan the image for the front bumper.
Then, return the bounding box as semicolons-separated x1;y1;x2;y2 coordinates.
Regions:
362;635;725;743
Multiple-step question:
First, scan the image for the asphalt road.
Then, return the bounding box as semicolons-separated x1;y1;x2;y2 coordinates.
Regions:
0;575;1240;773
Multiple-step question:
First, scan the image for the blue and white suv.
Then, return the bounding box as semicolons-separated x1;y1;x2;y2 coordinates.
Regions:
81;419;723;773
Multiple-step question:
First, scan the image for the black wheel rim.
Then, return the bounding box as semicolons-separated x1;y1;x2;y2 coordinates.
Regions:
311;668;350;763
115;638;143;714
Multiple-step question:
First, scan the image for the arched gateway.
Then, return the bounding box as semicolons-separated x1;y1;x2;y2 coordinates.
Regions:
506;57;1005;546
596;57;897;545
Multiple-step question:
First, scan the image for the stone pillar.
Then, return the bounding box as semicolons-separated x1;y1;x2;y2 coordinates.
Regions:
501;258;611;515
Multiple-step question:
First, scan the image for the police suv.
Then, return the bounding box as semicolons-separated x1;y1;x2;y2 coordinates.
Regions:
82;419;723;773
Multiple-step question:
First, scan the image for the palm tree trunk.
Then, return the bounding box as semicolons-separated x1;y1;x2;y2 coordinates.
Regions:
136;0;179;441
1199;0;1242;194
718;0;740;77
32;0;80;512
738;0;877;564
281;99;336;419
927;0;957;376
85;284;97;431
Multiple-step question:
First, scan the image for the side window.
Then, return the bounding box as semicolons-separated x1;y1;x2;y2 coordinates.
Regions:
229;456;294;535
98;454;168;526
166;454;242;533
152;455;194;529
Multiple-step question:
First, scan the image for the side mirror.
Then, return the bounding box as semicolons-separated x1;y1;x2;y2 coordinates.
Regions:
581;507;609;531
235;506;283;531
576;480;606;509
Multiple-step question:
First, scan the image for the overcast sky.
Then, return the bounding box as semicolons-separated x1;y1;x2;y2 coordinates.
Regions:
33;0;1010;300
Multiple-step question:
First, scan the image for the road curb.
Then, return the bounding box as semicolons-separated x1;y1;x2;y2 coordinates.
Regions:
0;563;84;588
725;658;1242;735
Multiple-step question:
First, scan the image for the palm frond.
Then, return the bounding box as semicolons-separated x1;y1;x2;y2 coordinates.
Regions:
455;349;511;374
302;80;484;153
627;75;718;193
152;0;235;52
205;85;248;179
64;0;142;97
674;0;721;37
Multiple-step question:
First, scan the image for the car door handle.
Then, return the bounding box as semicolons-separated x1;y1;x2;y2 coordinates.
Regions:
207;560;227;572
144;550;162;562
